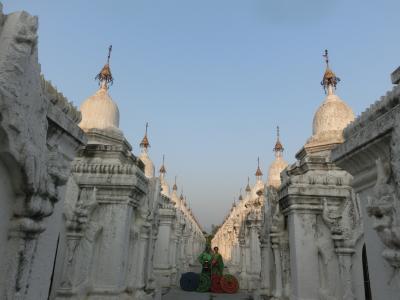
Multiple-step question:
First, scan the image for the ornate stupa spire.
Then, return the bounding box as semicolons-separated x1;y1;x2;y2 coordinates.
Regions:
255;157;263;181
321;49;340;95
159;154;170;197
173;175;178;191
95;45;114;89
273;126;284;158
245;177;251;194
140;122;150;149
138;122;154;178
267;126;288;188
159;154;166;174
238;188;243;201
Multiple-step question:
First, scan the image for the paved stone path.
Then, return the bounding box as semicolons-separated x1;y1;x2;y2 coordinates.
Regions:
162;288;251;300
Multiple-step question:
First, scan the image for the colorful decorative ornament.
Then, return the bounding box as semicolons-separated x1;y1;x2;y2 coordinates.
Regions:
210;274;224;293
180;272;200;291
220;274;239;294
196;273;211;292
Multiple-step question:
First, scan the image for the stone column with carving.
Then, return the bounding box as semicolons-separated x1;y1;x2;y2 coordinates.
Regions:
259;236;271;297
270;202;284;300
247;210;262;291
278;145;354;300
153;201;176;290
238;234;249;290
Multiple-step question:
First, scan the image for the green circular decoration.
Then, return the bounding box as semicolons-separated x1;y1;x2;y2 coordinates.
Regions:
196;273;211;292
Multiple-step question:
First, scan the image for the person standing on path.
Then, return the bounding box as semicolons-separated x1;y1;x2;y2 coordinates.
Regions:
211;246;224;276
198;245;213;276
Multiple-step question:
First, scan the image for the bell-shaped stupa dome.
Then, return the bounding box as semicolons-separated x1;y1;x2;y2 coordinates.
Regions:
79;45;121;135
267;126;288;188
307;50;354;147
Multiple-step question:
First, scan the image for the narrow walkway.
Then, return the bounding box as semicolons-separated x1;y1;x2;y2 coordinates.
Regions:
162;288;251;300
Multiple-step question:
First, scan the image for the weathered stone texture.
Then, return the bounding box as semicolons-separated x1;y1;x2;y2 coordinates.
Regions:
332;77;400;299
0;4;86;299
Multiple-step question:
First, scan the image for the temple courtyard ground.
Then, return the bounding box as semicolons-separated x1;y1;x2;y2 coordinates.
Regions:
162;288;252;300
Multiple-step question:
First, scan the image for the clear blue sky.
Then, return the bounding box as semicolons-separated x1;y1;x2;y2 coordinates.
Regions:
3;0;399;231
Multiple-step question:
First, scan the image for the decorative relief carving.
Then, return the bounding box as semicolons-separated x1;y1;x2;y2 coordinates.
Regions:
367;158;400;268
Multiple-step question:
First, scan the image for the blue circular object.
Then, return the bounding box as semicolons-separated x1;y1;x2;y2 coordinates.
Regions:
180;272;200;291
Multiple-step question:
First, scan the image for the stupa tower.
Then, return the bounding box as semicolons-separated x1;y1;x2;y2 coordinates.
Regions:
305;49;355;150
79;45;122;137
267;126;288;188
139;122;155;178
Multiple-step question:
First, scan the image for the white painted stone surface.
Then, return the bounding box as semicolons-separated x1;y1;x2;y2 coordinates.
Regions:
332;74;400;299
0;4;86;299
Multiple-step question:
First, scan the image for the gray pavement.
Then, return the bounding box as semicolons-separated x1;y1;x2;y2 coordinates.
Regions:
162;288;252;300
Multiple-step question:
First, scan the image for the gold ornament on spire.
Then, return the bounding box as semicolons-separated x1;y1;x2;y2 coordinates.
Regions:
95;45;114;87
140;122;150;148
321;49;340;93
255;157;263;177
173;175;178;191
273;126;284;152
159;154;166;173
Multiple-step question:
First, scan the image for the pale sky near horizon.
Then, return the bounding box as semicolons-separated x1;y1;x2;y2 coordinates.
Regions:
3;0;399;231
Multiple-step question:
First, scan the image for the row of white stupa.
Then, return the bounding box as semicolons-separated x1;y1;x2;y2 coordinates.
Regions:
76;56;202;231
220;51;355;223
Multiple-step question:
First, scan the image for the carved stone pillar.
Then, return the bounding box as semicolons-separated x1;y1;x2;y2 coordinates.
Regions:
153;205;175;289
247;218;261;290
270;233;283;300
259;238;271;297
238;236;249;289
279;144;354;300
138;223;152;288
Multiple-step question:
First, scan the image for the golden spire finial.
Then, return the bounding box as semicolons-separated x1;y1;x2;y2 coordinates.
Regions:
255;157;263;177
273;126;284;152
173;175;178;191
321;49;340;93
140;122;150;148
159;154;166;173
95;45;114;88
323;49;329;69
107;45;112;64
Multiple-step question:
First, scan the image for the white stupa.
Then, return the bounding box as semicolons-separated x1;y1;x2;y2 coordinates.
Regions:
138;122;155;178
79;46;122;136
159;155;170;197
306;50;354;148
267;126;288;188
253;157;265;196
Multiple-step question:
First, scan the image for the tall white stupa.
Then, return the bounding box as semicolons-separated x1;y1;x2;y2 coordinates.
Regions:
267;126;288;188
305;50;355;150
138;122;155;178
79;45;122;137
